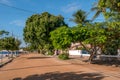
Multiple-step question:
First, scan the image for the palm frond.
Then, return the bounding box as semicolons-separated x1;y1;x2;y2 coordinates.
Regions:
92;11;101;21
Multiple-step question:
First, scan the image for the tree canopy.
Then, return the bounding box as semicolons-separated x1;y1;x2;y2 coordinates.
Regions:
92;0;120;20
0;30;21;50
0;37;21;50
50;26;73;50
23;12;67;51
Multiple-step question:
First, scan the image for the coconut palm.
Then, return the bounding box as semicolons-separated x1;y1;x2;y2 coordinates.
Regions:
92;0;120;20
71;10;89;25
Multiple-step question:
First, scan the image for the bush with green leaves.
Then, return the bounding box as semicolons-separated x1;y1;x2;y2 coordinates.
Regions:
47;51;54;55
58;53;69;60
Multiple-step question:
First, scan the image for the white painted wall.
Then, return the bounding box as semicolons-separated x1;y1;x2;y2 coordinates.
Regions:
118;49;120;55
69;50;90;56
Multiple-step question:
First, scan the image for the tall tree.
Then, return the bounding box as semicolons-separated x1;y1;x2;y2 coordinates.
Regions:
71;10;89;25
92;0;120;55
71;23;107;62
23;12;67;52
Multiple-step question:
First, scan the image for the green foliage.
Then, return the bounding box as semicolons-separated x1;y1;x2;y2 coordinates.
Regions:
23;12;67;51
71;25;89;42
102;22;120;55
92;0;120;20
98;0;120;12
84;23;107;45
71;23;108;54
47;51;54;55
50;26;73;49
0;30;9;36
71;10;90;25
0;37;21;50
0;30;20;50
58;53;69;60
91;0;120;56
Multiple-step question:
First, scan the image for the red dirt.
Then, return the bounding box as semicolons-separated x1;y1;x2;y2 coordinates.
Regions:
0;53;120;80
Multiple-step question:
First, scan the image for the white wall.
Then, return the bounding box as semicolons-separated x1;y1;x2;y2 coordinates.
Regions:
118;49;120;55
69;50;90;56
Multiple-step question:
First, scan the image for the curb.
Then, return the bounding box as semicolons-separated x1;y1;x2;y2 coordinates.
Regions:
0;59;13;68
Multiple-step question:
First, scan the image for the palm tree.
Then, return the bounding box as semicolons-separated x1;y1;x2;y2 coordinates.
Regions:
71;10;89;25
91;0;120;20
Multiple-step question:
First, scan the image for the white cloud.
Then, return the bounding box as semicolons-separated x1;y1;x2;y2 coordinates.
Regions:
61;2;81;13
0;0;11;5
10;20;25;27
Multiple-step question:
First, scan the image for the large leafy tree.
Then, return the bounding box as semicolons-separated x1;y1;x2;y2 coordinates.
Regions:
23;12;67;51
71;23;107;62
71;9;120;62
92;0;120;55
50;23;107;62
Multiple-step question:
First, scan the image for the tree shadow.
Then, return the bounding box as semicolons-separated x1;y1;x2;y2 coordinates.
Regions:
70;56;120;67
1;64;71;72
91;60;120;67
27;57;52;59
13;71;105;80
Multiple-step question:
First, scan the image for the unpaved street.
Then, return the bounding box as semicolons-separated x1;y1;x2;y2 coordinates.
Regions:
0;53;120;80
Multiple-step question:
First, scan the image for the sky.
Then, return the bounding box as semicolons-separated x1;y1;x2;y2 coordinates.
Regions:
0;0;104;47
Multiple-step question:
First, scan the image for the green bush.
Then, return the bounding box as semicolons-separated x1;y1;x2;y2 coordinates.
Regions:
58;53;69;60
47;51;54;55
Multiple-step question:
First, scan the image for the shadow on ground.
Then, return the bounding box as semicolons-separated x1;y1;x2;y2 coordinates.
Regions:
13;71;105;80
70;56;120;67
27;57;52;59
91;60;120;67
1;64;71;71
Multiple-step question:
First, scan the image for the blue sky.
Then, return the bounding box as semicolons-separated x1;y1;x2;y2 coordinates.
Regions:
0;0;103;47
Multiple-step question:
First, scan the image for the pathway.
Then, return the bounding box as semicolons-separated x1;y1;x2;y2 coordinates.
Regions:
0;53;120;80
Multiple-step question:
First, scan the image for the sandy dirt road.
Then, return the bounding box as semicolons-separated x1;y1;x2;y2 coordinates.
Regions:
0;53;120;80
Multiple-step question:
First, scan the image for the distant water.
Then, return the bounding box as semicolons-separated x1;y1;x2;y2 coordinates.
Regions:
0;51;10;54
0;51;17;59
0;51;20;59
0;52;9;59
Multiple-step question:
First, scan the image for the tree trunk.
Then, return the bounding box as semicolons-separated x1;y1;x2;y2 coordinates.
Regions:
89;52;95;63
79;42;91;53
89;46;100;63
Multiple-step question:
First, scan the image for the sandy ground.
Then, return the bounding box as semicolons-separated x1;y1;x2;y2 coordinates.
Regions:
0;53;120;80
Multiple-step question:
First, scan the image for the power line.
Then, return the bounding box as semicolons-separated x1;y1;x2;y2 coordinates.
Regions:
0;3;105;22
0;2;38;14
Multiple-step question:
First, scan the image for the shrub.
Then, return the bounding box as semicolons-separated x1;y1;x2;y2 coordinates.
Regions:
58;53;69;60
47;51;54;55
